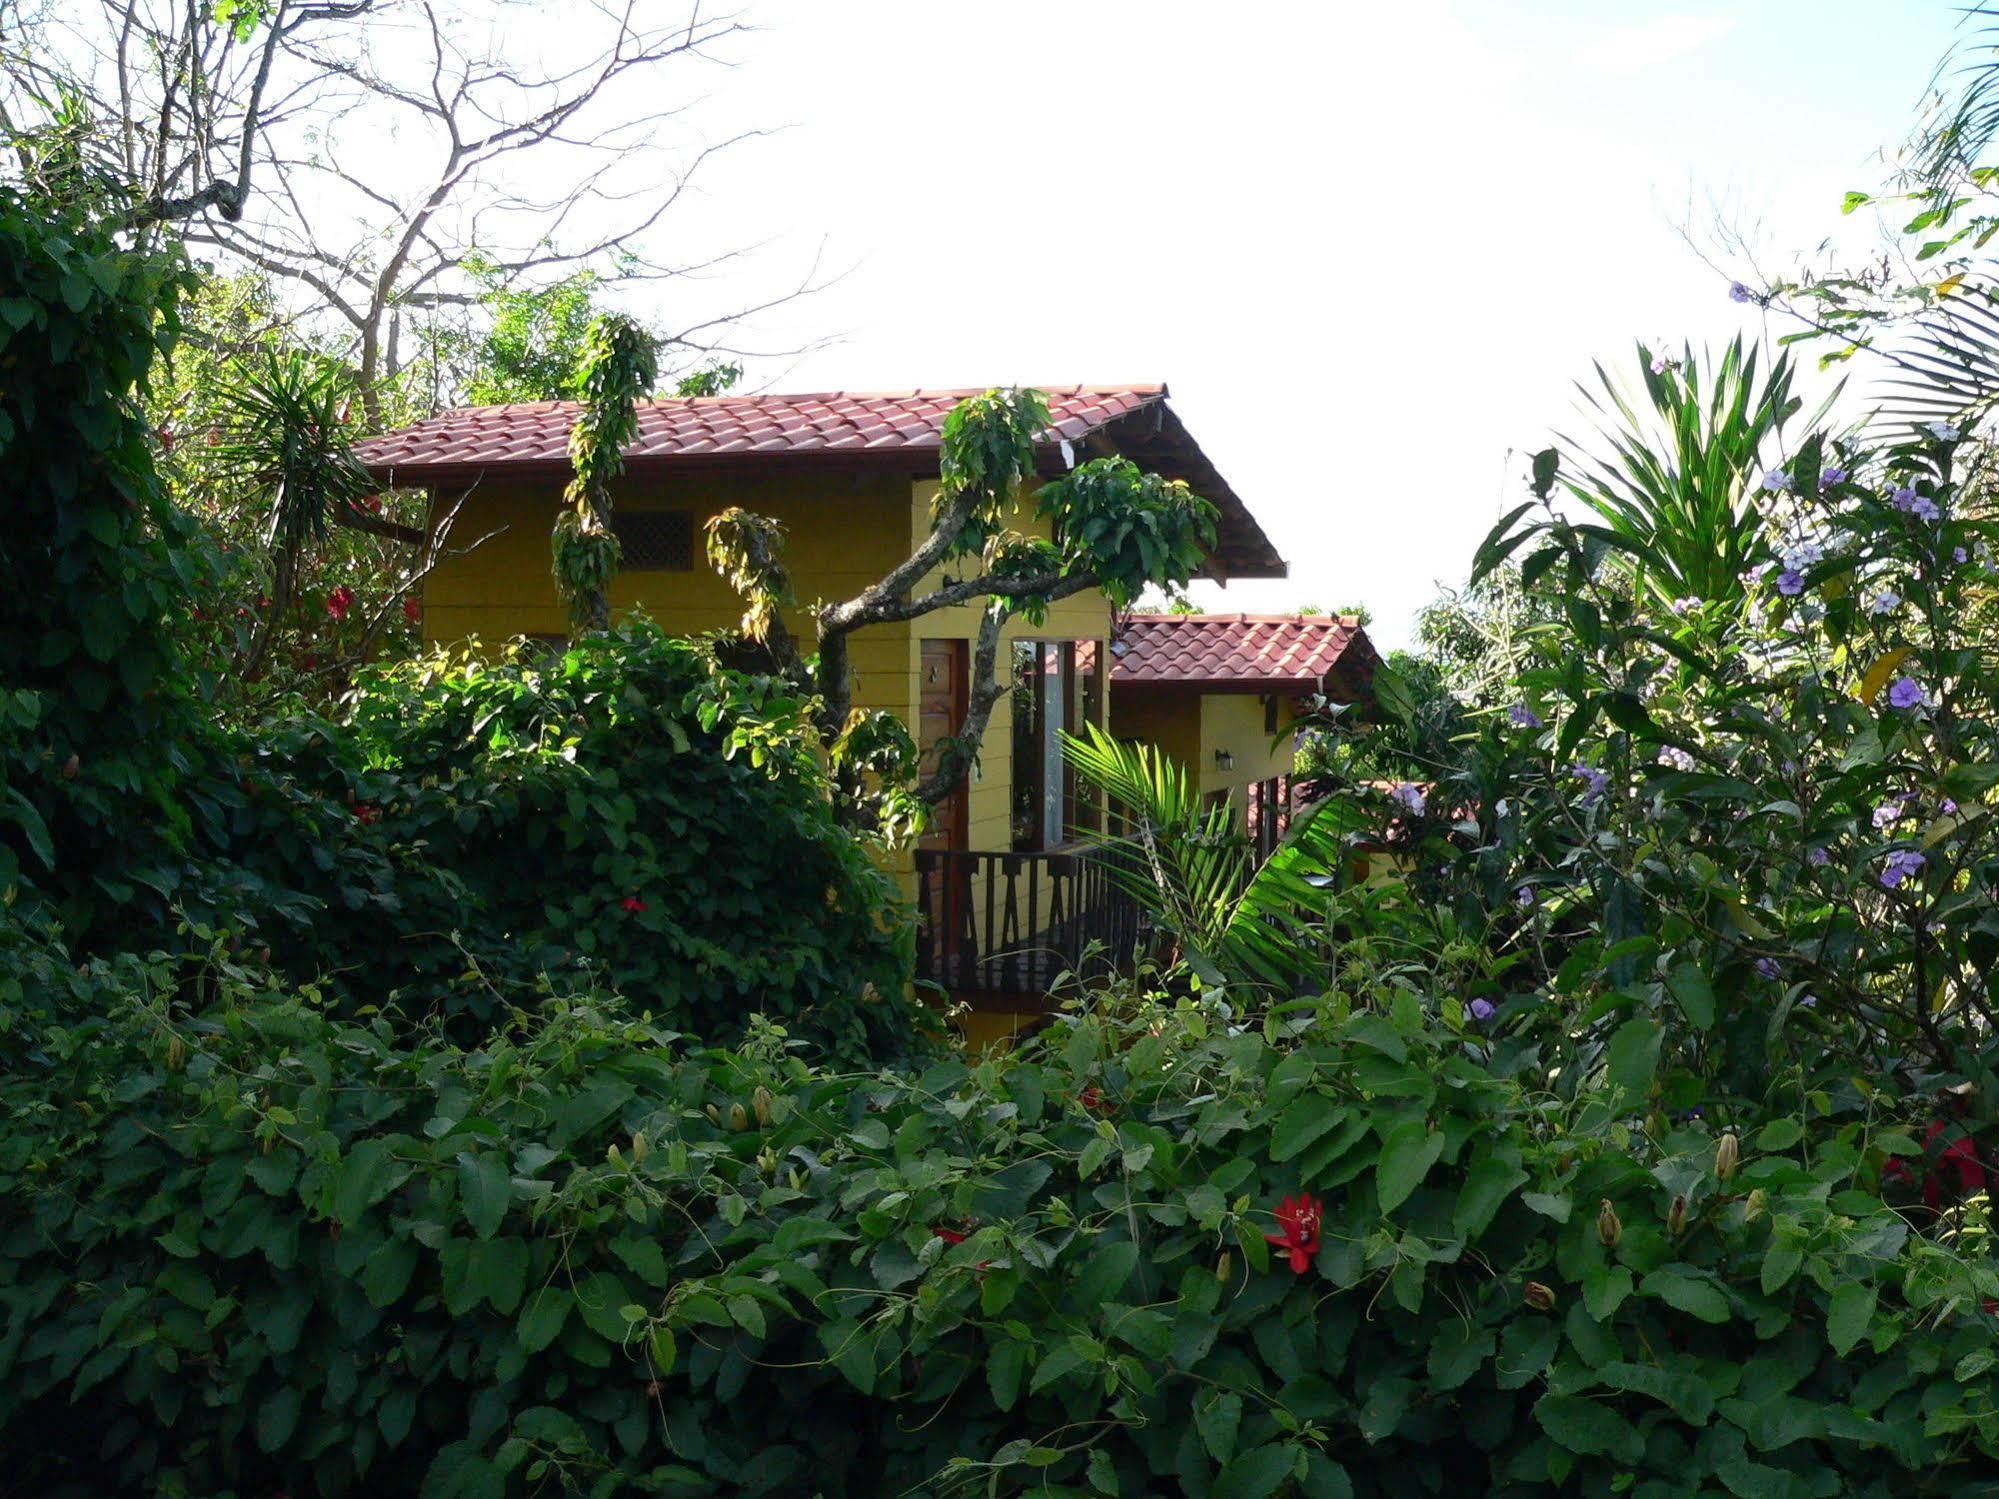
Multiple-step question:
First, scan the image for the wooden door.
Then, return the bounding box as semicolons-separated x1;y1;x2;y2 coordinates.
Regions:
919;640;971;972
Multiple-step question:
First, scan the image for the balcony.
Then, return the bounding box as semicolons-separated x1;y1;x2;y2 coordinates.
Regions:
913;846;1144;1010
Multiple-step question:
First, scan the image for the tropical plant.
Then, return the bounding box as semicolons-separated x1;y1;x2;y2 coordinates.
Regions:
1516;340;1826;611
1063;724;1359;995
4;942;1996;1497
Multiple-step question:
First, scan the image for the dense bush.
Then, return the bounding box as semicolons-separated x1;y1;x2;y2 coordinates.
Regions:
261;622;922;1063
4;944;1996;1498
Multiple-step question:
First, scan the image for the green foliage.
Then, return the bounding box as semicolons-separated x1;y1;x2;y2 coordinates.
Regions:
462;260;608;406
258;619;922;1065
1539;340;1823;611
4;954;1994;1496
1036;456;1217;609
554;314;658;634
0;187;205;936
1065;725;1360;994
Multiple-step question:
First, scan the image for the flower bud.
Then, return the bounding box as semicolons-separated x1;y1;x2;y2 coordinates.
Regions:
1715;1132;1740;1182
752;1085;774;1127
1524;1281;1558;1311
1215;1251;1233;1283
1667;1193;1688;1237
1596;1198;1622;1249
728;1102;749;1132
61;753;79;781
630;1131;649;1163
607;1143;624;1165
1743;1188;1767;1223
704;1103;721;1125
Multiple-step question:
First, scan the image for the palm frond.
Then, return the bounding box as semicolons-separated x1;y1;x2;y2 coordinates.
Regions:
1063;725;1352;994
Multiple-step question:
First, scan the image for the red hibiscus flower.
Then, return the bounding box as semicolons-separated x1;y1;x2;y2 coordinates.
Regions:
1077;1083;1112;1113
403;596;422;623
326;585;356;621
932;1224;968;1245
156;423;176;452
352;803;381;826
1263;1193;1322;1273
620;896;647;914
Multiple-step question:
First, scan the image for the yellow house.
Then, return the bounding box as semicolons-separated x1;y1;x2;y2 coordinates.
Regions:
1106;611;1378;853
354;384;1289;1042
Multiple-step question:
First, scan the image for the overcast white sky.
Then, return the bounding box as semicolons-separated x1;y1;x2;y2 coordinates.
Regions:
609;1;1965;648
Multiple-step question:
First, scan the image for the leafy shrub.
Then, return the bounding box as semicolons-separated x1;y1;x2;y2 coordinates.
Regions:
228;620;924;1065
5;942;1995;1498
0;187;208;938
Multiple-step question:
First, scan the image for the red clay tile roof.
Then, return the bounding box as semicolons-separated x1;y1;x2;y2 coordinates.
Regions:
1110;613;1377;693
353;383;1285;579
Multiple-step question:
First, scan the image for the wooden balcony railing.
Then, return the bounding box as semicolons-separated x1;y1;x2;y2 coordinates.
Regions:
914;846;1143;1007
1245;774;1299;864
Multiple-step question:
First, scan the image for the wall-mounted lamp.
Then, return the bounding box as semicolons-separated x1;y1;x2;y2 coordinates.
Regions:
1214;749;1235;772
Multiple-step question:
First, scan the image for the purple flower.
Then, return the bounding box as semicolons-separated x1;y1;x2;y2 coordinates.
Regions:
1942;797;1959;816
1954;546;1969;564
1509;703;1543;729
1658;745;1697;772
1730;282;1755;304
1759;469;1792;493
1873;798;1909;830
1808;846;1832;866
1651;354;1674;375
1820;466;1848;488
1890;485;1919;510
1776;569;1805;597
1868;589;1900;616
1913;495;1941;522
1798;993;1820;1009
1571;764;1610;805
1389;782;1426;816
1468;998;1496;1022
1670;596;1700;616
1887;675;1927;711
1514;885;1535;908
1755;957;1781;980
1878;848;1926;889
1928;420;1962;442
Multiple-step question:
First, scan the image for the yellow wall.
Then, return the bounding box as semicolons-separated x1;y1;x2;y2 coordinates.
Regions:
1108;686;1302;820
421;471;1115;853
905;480;1111;854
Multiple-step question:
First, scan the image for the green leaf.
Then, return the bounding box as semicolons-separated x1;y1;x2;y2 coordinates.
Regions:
1582;1264;1633;1322
1827;1282;1877;1357
1761;1238;1804;1295
334;1138;411;1224
1597;1360;1714;1424
1454;1155;1529;1238
1426;1321;1495;1390
257;1385;303;1453
1197;1389;1243;1463
1640;1268;1731;1323
1666;963;1715;1031
1604;1016;1663;1102
1534;1393;1642;1462
1375;1119;1444;1214
1357;1376;1413;1443
987;1339;1028;1411
1074;1239;1139;1306
362;1238;421;1308
1269;1093;1344;1163
517;1287;570;1352
1212;1443;1299;1499
457;1151;511;1240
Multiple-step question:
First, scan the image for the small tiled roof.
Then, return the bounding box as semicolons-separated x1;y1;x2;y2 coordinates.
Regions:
1110;613;1377;693
354;383;1285;579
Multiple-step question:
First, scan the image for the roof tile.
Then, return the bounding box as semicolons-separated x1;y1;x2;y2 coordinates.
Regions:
1111;614;1373;690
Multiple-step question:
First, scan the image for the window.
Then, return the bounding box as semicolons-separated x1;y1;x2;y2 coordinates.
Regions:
1010;640;1102;851
611;509;693;571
